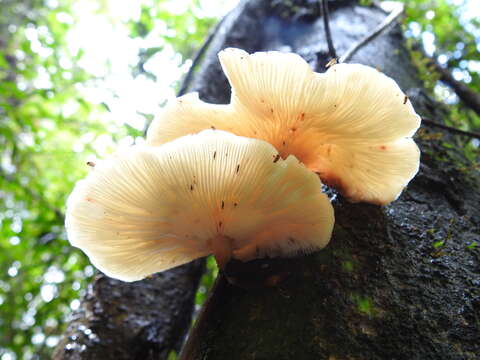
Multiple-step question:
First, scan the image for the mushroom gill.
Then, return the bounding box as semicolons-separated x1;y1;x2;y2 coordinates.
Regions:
147;48;421;205
66;130;334;281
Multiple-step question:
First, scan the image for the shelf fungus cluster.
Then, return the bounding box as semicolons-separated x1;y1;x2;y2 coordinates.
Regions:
66;48;421;282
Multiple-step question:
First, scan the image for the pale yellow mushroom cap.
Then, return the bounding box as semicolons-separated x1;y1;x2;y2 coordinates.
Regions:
147;48;421;205
66;130;334;282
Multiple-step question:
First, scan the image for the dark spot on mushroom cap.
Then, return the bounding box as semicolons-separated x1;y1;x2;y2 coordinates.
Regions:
326;145;332;156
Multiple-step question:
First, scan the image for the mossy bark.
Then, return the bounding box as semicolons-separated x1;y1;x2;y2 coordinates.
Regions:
180;1;480;359
53;260;204;360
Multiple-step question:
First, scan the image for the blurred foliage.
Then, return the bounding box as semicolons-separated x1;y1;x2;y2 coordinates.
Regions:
0;0;104;358
0;0;478;359
402;0;479;90
398;0;480;162
0;0;217;358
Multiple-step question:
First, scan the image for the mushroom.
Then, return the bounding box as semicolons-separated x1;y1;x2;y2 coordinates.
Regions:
66;130;334;281
147;48;421;205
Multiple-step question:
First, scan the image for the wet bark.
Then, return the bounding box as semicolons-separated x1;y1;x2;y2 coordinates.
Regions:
53;260;204;360
179;0;480;359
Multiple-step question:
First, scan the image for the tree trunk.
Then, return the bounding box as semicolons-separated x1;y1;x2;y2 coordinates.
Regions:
179;0;480;359
54;0;479;358
53;260;204;359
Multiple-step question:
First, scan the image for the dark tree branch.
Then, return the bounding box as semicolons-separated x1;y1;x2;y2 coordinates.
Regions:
429;58;480;116
321;0;337;60
422;117;480;139
339;3;404;63
178;16;227;97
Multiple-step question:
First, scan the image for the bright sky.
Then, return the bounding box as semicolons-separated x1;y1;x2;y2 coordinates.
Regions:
66;0;238;140
60;0;478;147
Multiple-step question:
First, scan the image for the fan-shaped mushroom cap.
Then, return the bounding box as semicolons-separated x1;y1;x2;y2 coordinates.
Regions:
147;48;421;205
66;130;334;282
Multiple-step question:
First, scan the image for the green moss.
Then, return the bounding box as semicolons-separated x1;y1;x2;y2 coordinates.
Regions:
405;38;440;92
167;350;178;360
359;0;374;6
433;240;445;249
342;261;354;272
352;295;376;316
466;241;477;250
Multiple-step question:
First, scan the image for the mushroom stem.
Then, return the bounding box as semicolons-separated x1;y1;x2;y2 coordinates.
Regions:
210;234;233;269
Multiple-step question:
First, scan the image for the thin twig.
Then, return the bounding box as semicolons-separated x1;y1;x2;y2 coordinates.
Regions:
338;3;480;136
321;0;336;60
422;118;480;139
339;3;404;63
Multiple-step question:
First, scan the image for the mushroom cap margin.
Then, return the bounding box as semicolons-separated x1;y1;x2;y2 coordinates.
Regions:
66;130;334;281
146;48;421;205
